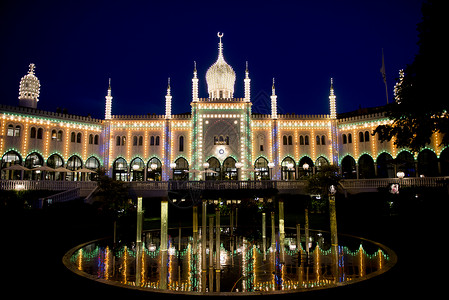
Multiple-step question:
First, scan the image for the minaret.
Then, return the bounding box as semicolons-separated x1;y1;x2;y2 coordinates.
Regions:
18;63;40;109
192;61;199;102
271;78;278;119
165;77;172;119
244;61;251;102
329;78;337;119
105;78;112;120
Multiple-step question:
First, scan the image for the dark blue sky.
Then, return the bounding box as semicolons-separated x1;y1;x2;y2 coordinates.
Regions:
0;0;424;119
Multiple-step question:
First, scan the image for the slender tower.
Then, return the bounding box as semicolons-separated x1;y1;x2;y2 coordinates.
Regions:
192;61;199;102
165;77;172;119
271;78;278;119
244;61;251;102
329;78;337;119
329;78;339;165
105;78;112;120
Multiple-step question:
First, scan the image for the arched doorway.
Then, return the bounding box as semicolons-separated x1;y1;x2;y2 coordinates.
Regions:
1;150;22;180
315;156;329;172
358;154;375;178
418;149;438;177
341;156;356;179
396;151;416;177
85;156;100;181
113;157;128;181
206;157;221;180
174;157;189;180
299;156;314;177
47;154;64;180
147;157;162;181
25;152;44;180
223;157;237;180
67;155;83;181
130;157;145;181
281;157;296;180
254;157;269;180
376;152;394;178
440;147;449;176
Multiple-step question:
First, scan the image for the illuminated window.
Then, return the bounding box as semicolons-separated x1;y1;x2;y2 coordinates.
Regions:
122;136;126;146
51;130;57;140
179;135;184;152
7;125;14;136
14;125;21;137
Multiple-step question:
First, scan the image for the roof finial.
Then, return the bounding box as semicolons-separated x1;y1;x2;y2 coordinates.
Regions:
108;78;111;90
28;63;35;75
217;32;224;58
194;61;197;72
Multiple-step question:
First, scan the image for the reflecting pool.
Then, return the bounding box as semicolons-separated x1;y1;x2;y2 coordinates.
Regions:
63;227;396;294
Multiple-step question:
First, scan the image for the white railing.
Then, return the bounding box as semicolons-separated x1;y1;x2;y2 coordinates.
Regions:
340;177;449;189
0;180;98;191
39;188;80;206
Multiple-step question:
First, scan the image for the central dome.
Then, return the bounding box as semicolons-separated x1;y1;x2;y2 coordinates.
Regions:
206;33;236;99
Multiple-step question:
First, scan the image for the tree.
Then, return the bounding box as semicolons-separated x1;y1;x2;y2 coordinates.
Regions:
306;165;341;212
374;0;449;153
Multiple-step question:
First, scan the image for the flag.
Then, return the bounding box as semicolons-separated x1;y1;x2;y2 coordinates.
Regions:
380;48;389;103
380;48;386;84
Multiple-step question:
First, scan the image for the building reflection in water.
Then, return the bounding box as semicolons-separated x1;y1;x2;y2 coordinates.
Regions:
68;228;394;293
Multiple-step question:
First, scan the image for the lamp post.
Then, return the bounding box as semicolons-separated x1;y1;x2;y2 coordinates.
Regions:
203;162;210;181
268;162;275;181
235;162;243;181
303;163;309;177
170;162;176;180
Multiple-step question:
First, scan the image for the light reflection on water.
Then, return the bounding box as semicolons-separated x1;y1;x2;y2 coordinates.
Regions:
65;228;396;294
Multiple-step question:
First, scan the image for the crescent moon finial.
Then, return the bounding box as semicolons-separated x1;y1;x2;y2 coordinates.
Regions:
217;32;223;43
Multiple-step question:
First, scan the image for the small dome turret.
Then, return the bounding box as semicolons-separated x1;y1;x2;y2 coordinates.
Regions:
19;63;40;109
205;33;236;99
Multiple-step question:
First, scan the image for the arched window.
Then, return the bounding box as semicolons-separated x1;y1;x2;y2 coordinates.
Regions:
130;157;145;181
179;136;184;152
14;125;21;137
37;128;43;139
7;124;14;136
223;157;237;180
342;134;347;144
30;127;36;139
359;132;364;143
254;157;269;180
348;133;352;143
225;136;230;145
304;135;309;145
122;136;126;146
71;132;76;143
150;136;155;145
113;157;128;181
283;135;287;145
299;135;304;145
133;136;138;146
25;152;44;180
214;136;218;145
57;130;63;142
89;134;94;144
76;132;82;143
1;150;23;180
116;136;121;146
288;135;293;145
281;157;296;180
155;136;160;146
94;134;99;145
364;131;370;142
173;157;189;180
51;130;57;140
321;135;326;145
316;135;321;145
138;136;143;146
206;157;221;180
147;157;162;181
47;153;64;180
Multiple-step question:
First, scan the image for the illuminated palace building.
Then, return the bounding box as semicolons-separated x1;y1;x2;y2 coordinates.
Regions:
1;34;448;182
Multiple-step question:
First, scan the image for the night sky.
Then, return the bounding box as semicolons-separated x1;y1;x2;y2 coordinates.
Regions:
0;0;424;119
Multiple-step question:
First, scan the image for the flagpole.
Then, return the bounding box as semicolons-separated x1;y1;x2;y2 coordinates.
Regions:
380;48;389;104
